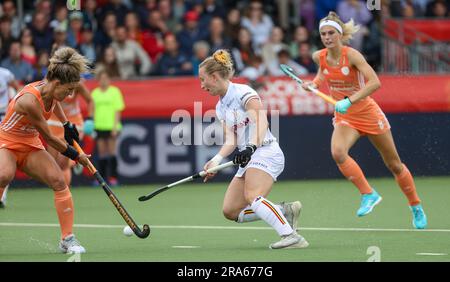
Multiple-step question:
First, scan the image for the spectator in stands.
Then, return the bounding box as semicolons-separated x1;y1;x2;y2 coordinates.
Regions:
271;49;308;76
0;41;34;83
427;0;449;17
196;0;226;31
295;42;318;73
2;0;22;38
20;28;37;66
83;0;99;33
141;10;166;63
207;16;231;53
225;8;242;46
177;10;209;57
0;15;16;60
29;12;53;53
173;0;188;24
337;0;373;51
289;26;312;60
401;2;416;17
232;27;257;74
125;12;144;45
158;0;182;34
91;69;125;187
315;0;340;22
96;46;121;79
95;12;117;56
78;25;97;67
298;0;315;32
241;0;274;54
32;49;49;81
240;54;266;82
262;26;289;76
153;33;193;76
111;26;152;79
191;41;210;76
53;26;68;50
35;0;52;21
67;12;84;49
50;6;69;32
98;0;130;26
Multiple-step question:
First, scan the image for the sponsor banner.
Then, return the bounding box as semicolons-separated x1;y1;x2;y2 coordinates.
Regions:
82;75;450;118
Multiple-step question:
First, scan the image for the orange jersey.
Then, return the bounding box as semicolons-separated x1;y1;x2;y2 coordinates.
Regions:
0;81;55;150
318;46;390;135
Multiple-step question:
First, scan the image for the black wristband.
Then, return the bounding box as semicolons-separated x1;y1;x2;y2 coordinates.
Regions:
62;145;80;161
246;144;257;153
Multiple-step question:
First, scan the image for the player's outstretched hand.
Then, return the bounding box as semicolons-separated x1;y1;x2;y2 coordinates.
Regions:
301;81;317;92
203;160;218;183
77;153;92;167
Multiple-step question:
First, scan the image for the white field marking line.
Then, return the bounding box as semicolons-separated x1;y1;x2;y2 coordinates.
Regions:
172;246;201;249
1;222;450;232
416;253;448;256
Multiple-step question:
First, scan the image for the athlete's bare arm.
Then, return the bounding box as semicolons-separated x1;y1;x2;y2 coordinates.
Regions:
245;98;268;147
15;93;71;152
347;48;381;103
302;51;324;91
216;121;238;158
53;102;69;124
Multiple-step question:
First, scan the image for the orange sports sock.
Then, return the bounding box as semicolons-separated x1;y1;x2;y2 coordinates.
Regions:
54;187;74;239
337;157;373;195
395;164;421;206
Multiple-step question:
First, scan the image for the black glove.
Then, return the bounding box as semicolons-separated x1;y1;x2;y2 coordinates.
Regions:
233;144;257;168
63;121;80;145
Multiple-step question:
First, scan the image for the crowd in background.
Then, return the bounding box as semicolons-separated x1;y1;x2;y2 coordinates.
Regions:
0;0;448;84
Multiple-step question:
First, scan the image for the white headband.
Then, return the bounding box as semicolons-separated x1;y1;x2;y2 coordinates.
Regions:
319;20;343;34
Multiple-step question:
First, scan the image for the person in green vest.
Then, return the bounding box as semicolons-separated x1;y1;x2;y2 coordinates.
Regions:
91;69;125;186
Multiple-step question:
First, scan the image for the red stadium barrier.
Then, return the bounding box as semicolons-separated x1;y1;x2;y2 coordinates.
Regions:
81;75;450;117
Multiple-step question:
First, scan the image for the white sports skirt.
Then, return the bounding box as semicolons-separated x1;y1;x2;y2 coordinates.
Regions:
235;141;285;181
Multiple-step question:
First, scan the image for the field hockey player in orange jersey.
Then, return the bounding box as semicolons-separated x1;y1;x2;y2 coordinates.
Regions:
0;47;91;253
47;80;93;186
302;12;427;229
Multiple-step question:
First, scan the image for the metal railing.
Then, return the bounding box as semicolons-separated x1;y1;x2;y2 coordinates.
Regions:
381;19;450;74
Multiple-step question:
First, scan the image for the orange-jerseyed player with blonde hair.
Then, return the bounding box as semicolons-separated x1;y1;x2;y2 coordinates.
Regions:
0;47;91;253
302;12;427;229
47;81;93;186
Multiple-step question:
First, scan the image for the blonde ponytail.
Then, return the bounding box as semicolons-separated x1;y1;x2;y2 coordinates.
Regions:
199;49;235;80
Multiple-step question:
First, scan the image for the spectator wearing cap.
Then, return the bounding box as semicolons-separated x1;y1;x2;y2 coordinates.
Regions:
269;49;308;76
153;33;192;76
1;41;34;83
28;12;53;53
176;10;209;58
67;11;84;49
111;26;152;79
0;15;15;61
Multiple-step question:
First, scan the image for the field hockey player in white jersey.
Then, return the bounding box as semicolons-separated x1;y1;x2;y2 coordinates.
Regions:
199;49;309;249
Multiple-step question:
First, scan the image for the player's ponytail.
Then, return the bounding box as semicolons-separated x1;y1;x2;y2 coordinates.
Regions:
47;47;90;84
320;11;360;44
199;49;235;80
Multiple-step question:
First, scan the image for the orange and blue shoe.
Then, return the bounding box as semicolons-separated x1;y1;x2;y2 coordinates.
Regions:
357;189;382;217
411;204;427;229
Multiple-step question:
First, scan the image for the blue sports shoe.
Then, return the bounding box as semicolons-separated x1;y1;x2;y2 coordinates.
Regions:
357;189;382;217
411;204;427;229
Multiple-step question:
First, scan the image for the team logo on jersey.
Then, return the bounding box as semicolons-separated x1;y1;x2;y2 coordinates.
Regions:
323;69;329;75
341;66;350;76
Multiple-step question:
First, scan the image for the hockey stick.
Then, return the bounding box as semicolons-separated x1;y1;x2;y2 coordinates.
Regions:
73;141;150;239
139;161;236;202
280;64;337;105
